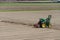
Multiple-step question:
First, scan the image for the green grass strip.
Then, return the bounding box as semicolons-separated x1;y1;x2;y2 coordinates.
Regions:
0;2;60;6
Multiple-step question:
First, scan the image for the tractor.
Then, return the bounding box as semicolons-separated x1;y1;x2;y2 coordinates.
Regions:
34;15;52;28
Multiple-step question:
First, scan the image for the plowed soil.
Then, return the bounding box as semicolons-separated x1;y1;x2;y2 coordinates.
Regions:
0;10;60;40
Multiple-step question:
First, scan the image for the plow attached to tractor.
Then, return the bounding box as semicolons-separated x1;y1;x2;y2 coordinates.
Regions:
34;15;52;28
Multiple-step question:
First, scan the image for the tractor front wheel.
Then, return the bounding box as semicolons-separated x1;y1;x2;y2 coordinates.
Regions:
42;23;46;28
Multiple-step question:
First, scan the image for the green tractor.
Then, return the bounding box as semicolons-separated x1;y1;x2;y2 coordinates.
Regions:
34;15;52;28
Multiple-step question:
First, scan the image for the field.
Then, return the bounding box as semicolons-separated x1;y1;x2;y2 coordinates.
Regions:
0;2;60;40
0;2;60;6
0;10;60;40
0;2;60;10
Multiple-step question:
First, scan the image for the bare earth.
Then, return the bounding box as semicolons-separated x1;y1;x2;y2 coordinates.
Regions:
0;10;60;40
0;6;60;10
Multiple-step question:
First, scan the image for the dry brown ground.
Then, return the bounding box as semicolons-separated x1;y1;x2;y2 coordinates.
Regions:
0;10;60;40
0;6;60;10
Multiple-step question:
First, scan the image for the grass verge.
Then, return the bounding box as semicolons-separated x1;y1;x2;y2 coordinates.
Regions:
0;2;60;6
